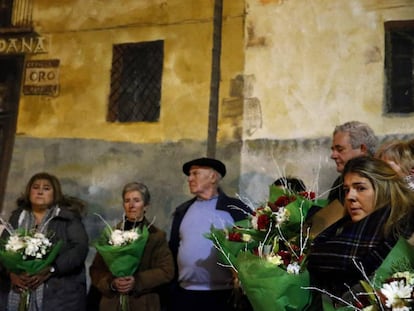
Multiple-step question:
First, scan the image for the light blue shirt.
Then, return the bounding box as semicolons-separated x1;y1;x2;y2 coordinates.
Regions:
177;197;234;290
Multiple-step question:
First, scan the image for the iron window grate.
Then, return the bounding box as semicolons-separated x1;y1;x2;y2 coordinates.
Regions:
384;21;414;114
107;40;163;122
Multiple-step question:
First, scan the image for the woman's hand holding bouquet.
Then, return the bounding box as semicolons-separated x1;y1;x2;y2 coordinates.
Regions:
93;215;150;311
0;220;62;311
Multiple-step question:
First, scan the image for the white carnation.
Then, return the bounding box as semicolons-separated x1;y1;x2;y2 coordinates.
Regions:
286;262;301;274
109;229;125;246
123;230;139;242
5;235;25;252
109;229;140;246
381;280;412;308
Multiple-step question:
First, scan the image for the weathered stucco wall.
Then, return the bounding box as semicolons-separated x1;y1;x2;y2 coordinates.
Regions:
2;0;414;288
3;137;244;238
2;136;244;288
239;134;414;207
239;0;414;203
242;0;414;140
17;0;246;143
3;0;414;244
3;1;248;276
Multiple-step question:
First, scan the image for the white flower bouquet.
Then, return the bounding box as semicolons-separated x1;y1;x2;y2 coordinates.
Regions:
93;214;150;311
0;220;62;311
6;232;52;260
108;229;140;247
318;237;414;311
0;229;62;275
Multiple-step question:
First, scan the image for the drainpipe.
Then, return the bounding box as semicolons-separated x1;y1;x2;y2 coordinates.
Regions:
207;0;223;158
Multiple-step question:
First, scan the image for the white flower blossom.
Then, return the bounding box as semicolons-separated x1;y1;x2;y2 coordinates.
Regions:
6;232;52;260
109;229;125;246
241;234;252;242
5;235;25;252
109;229;140;246
251;216;259;230
286;262;301;275
266;254;283;266
273;207;290;225
393;271;414;286
381;280;412;309
123;230;139;243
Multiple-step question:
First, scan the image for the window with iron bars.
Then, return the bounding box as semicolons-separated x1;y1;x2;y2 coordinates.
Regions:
384;20;414;114
107;40;163;122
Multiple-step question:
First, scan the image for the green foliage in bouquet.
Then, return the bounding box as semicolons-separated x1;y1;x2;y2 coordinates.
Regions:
205;219;259;270
205;183;329;311
267;185;328;240
94;225;149;277
0;230;62;275
237;252;312;311
320;237;414;311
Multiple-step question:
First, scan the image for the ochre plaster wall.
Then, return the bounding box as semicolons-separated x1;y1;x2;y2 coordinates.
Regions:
243;0;414;140
5;0;414;227
17;0;246;143
3;1;414;286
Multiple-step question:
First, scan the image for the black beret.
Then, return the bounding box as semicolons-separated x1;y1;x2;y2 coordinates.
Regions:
182;157;226;177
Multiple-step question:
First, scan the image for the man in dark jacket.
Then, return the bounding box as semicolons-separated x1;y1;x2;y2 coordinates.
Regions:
327;121;378;204
307;121;378;237
168;157;251;311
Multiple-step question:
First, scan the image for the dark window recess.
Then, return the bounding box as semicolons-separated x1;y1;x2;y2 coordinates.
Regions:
0;55;23;211
107;40;163;122
0;0;33;30
0;0;13;28
384;21;414;114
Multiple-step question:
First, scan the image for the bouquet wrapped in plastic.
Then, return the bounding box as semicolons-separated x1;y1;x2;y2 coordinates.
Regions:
237;252;311;311
206;184;328;311
0;230;62;275
320;237;414;311
205;219;258;269
93;221;149;311
0;223;62;311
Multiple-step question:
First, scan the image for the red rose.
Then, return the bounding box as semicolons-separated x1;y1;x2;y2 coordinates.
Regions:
257;214;270;230
228;232;242;242
267;201;279;212
299;191;316;200
274;196;290;207
274;195;296;207
291;244;300;252
277;250;292;266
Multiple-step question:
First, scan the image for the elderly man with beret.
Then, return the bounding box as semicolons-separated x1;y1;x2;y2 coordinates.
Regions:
168;157;252;311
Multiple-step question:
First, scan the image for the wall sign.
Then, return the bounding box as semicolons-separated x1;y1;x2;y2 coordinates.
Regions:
0;36;48;54
23;59;60;96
